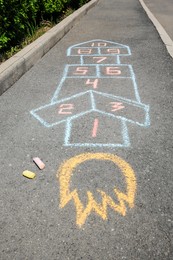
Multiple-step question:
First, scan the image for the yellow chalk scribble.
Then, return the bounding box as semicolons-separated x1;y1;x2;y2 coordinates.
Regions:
57;153;136;227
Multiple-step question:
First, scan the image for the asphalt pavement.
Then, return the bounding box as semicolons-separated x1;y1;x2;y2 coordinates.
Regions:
0;0;173;259
144;0;173;40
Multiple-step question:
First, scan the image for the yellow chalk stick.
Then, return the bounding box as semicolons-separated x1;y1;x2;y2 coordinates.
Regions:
23;170;36;179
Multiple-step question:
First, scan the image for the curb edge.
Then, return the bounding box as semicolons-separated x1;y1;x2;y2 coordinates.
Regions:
139;0;173;59
0;0;99;95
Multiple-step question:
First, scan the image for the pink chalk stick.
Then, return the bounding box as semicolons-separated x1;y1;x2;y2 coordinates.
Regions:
33;157;45;170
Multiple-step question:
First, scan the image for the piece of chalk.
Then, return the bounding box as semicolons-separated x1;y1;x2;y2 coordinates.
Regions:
23;170;36;179
33;157;45;170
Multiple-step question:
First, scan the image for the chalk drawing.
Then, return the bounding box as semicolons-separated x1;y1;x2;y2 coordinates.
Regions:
92;118;99;137
57;153;136;227
30;40;150;147
110;102;125;112
58;104;74;114
86;79;99;89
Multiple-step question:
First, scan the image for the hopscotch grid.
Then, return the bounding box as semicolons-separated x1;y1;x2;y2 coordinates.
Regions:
144;105;150;127
40;90;92;112
64;119;72;145
80;55;84;65
32;85;147;118
96;64;100;78
90;91;96;109
30;110;51;127
30;110;68;128
117;56;120;64
30;40;150;147
70;46;130;49
97;47;101;55
66;76;132;79
93;109;149;126
69;54;131;57
121;119;130;147
66;64;132;67
80;56;119;64
128;65;141;103
64;143;128;147
92;90;150;109
67;39;131;56
51;77;67;103
69;109;94;121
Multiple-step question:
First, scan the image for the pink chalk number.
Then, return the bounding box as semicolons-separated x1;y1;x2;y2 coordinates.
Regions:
58;104;74;114
93;57;107;63
74;67;88;75
91;42;107;47
98;43;107;47
107;48;120;54
86;79;99;89
92;118;99;137
106;67;121;75
78;49;92;54
110;102;125;112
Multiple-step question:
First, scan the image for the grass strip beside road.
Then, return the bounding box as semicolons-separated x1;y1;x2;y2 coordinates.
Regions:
0;7;74;64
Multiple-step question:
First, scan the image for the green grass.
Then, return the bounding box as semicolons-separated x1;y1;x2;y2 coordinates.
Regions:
0;7;74;64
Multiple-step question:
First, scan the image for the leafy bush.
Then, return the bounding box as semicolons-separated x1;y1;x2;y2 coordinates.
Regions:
0;0;39;51
79;0;90;7
0;0;89;55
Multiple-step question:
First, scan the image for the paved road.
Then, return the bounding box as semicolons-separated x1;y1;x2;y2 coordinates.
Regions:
144;0;173;40
0;0;173;259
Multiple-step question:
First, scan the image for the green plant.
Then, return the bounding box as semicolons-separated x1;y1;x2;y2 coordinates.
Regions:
0;0;39;51
0;0;90;60
0;34;9;50
79;0;90;7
